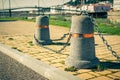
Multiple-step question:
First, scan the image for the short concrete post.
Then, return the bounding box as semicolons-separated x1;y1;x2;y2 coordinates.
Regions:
33;16;52;45
65;15;99;68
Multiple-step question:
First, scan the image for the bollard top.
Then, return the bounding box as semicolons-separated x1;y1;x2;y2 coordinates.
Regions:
70;15;94;34
36;16;49;27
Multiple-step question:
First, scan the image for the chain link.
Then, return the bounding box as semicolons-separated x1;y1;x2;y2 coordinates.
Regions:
88;14;120;62
34;33;71;53
52;33;69;41
92;19;120;62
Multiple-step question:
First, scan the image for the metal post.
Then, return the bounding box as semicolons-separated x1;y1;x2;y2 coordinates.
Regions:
33;16;52;45
38;0;40;15
2;0;4;16
9;0;12;17
65;15;99;69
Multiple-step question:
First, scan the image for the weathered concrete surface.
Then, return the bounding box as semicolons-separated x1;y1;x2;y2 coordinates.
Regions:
34;16;52;45
66;15;99;68
0;43;81;80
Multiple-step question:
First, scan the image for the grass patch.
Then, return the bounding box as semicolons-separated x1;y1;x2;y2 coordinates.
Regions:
0;17;35;22
0;17;17;21
11;47;17;49
59;60;65;64
95;19;120;35
95;18;120;35
50;20;71;28
95;24;120;35
0;17;120;35
28;41;34;46
64;66;78;72
96;63;105;71
8;37;14;40
17;49;23;52
11;47;22;52
92;63;107;72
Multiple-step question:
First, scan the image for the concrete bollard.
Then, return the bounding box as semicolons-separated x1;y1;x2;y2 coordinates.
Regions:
65;15;99;69
33;16;52;45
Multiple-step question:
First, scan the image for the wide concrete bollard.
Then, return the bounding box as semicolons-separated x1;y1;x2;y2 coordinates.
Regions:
33;16;52;45
65;15;99;69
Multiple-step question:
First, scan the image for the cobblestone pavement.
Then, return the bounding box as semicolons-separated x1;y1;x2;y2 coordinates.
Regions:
0;21;120;80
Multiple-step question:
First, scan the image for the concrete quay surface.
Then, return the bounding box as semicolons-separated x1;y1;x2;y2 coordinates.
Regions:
0;20;120;80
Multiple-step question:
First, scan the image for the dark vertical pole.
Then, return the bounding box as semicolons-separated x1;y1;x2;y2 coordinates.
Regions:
81;0;82;6
38;0;40;15
2;0;4;16
9;0;12;17
81;0;85;5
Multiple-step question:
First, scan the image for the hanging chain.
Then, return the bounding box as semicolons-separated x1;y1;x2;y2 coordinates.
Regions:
90;17;120;62
80;11;120;62
34;33;71;53
57;33;71;53
52;33;69;41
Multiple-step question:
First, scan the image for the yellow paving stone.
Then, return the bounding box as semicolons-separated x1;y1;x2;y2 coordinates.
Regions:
40;56;49;61
96;47;108;52
34;56;44;59
49;53;60;57
76;69;91;74
42;57;56;61
58;66;66;71
63;52;69;55
40;55;51;58
90;76;113;80
51;59;65;63
109;69;120;72
41;60;51;64
88;72;101;77
112;72;120;77
76;73;95;80
107;74;120;79
96;70;112;75
67;71;78;75
51;63;65;68
103;56;117;61
59;55;68;58
97;54;113;59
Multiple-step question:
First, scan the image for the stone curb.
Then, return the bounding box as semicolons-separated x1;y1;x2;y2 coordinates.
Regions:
0;43;81;80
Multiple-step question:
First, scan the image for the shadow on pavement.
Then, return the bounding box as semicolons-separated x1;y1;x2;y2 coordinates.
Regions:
100;62;120;69
51;42;70;46
91;61;120;72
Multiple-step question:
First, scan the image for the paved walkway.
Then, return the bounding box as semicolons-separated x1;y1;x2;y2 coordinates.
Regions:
0;21;120;80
